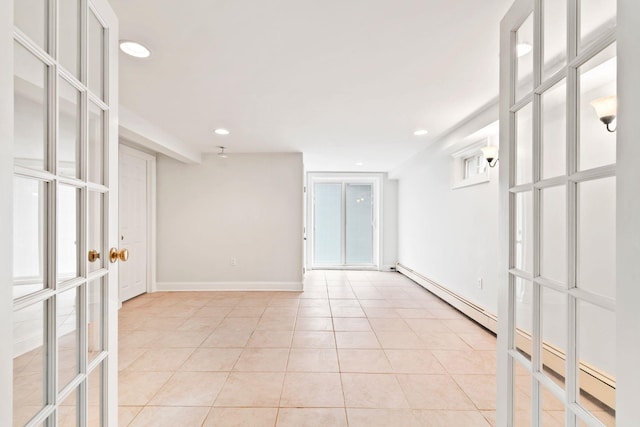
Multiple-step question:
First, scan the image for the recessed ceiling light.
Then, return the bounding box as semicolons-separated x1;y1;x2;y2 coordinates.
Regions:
414;129;429;136
119;40;151;58
214;128;230;135
516;43;533;57
355;162;364;166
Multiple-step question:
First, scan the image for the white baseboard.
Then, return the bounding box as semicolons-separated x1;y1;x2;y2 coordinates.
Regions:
397;262;615;409
396;263;497;332
155;281;304;292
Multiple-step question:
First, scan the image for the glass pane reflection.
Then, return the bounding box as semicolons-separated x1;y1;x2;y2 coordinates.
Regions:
57;185;80;283
57;286;80;392
13;177;47;299
13;301;47;426
14;41;48;171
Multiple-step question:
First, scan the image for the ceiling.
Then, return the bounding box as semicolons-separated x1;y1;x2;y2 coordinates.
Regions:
111;0;513;171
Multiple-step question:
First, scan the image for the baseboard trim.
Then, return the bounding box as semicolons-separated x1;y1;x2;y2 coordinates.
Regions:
396;263;497;332
155;281;304;292
397;262;616;410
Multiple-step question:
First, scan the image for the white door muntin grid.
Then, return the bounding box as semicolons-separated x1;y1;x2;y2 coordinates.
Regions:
9;0;119;425
499;0;617;426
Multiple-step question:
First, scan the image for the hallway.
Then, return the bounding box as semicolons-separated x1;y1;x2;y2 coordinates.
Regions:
117;271;500;426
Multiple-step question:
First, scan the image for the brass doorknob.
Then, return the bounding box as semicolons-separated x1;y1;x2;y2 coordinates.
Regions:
88;250;100;263
109;248;129;263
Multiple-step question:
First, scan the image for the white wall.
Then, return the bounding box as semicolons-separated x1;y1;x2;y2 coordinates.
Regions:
393;107;502;312
395;47;618;378
395;107;616;373
156;153;304;290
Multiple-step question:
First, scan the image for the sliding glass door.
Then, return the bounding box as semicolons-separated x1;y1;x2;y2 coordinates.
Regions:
312;181;374;268
314;183;342;264
345;184;374;264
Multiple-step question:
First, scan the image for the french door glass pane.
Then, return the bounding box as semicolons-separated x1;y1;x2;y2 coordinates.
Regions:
578;43;616;171
88;279;104;362
541;286;567;388
59;388;78;427
88;192;104;272
314;183;342;264
541;80;566;179
14;41;48;171
58;78;80;178
516;13;534;102
345;184;373;264
514;191;533;273
577;300;616;424
89;102;105;184
515;103;533;185
542;0;566;80
514;370;532;425
88;364;103;427
13;177;47;299
541;387;565;425
14;0;48;51
580;0;616;48
58;286;80;391
59;0;80;78
540;185;566;284
577;177;616;299
89;11;105;100
13;300;46;426
57;185;80;283
514;278;533;361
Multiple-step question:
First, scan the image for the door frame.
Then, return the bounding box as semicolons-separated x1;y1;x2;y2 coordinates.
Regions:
614;1;640;423
0;0;15;421
118;143;157;301
306;172;383;271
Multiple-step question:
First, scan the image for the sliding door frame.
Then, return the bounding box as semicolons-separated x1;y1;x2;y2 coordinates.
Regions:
307;172;383;271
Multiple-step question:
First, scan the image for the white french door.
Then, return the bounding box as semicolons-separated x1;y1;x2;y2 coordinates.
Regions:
2;0;120;425
497;0;625;425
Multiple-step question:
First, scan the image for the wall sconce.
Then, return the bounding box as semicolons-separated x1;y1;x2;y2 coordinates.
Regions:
590;95;617;132
481;146;499;168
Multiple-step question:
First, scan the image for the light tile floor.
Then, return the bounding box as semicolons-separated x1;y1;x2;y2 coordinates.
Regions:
116;270;611;426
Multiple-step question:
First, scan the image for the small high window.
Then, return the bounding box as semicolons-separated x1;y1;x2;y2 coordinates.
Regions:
452;139;493;189
464;154;487;179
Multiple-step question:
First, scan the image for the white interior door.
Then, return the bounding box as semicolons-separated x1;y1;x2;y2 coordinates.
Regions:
118;146;149;302
498;0;620;425
2;0;120;425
